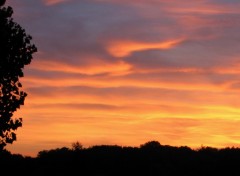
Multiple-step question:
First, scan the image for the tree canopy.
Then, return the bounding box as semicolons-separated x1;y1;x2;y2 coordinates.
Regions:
0;4;37;149
2;141;240;176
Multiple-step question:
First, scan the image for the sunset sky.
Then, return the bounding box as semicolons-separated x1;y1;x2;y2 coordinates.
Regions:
6;0;240;156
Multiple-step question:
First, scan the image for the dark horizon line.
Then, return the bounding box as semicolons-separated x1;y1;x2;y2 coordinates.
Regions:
5;140;240;158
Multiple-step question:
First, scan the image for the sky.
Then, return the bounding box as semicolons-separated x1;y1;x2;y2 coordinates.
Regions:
5;0;240;156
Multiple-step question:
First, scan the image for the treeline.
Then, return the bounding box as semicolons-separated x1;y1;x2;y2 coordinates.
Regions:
1;141;240;175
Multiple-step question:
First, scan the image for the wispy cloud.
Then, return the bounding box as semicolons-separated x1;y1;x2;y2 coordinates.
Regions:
107;39;184;57
29;60;132;76
43;0;70;6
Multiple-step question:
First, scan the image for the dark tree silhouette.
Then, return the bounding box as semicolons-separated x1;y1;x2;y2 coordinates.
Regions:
0;0;6;7
3;141;240;175
140;140;161;149
72;141;83;151
0;3;37;149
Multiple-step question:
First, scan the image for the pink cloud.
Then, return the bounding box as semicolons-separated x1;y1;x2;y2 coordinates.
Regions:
106;38;184;57
43;0;70;6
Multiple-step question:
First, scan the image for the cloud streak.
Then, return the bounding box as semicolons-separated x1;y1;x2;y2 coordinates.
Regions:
107;38;184;57
43;0;70;6
30;60;132;75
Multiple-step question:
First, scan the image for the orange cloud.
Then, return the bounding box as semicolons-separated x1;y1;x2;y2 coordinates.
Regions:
169;6;237;15
212;63;240;75
22;74;229;92
43;0;70;6
30;60;132;76
107;39;184;57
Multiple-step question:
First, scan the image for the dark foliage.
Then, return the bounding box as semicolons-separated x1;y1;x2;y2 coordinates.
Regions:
0;5;37;148
0;1;6;7
1;141;240;176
